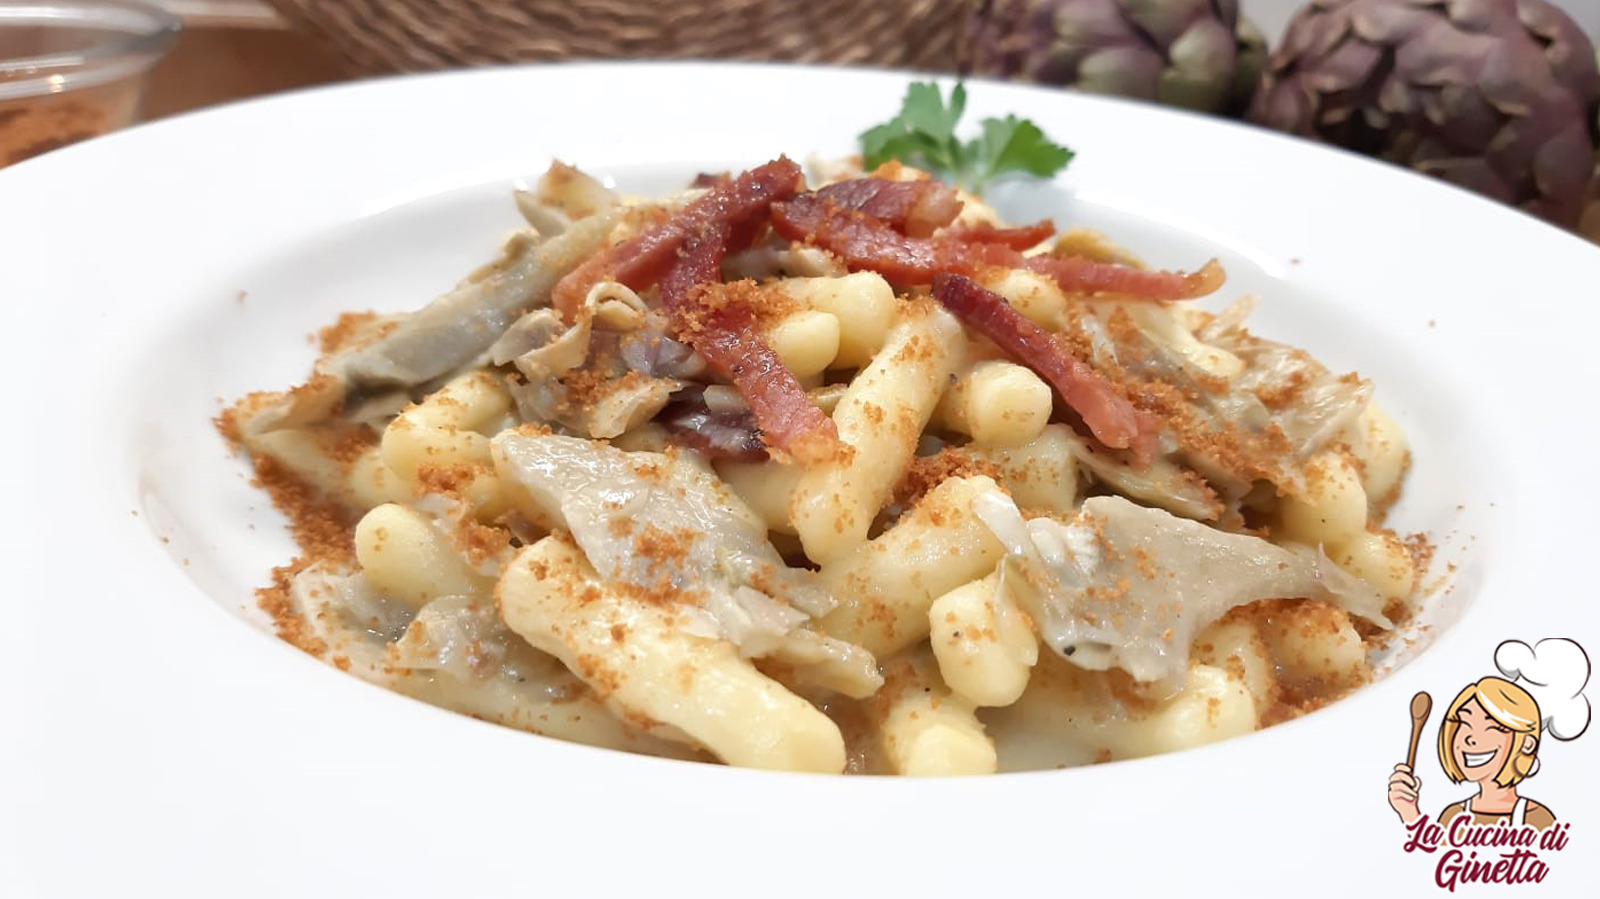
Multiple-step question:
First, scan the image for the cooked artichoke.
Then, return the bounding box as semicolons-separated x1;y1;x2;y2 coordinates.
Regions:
1250;0;1600;228
963;0;1267;114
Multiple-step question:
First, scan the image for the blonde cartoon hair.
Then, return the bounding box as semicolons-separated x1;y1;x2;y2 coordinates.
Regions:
1438;677;1542;787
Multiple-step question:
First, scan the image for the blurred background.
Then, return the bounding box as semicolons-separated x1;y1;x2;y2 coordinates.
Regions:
4;0;1600;237
137;1;1600;117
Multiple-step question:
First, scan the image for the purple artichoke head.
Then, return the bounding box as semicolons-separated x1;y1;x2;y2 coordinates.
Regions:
1249;0;1600;228
965;0;1267;114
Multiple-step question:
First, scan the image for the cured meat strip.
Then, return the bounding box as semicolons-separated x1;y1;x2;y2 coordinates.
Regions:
771;196;984;286
553;156;804;319
812;178;963;237
931;273;1156;454
773;192;1218;301
1024;255;1224;300
660;223;841;464
814;177;1054;246
946;220;1056;251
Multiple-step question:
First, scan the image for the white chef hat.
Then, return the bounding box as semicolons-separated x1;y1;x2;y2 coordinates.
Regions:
1494;638;1591;742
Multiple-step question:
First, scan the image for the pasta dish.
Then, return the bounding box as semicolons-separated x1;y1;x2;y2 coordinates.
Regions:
220;156;1423;774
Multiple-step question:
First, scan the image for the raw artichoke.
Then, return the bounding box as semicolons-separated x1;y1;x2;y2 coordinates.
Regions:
963;0;1268;115
1250;0;1600;228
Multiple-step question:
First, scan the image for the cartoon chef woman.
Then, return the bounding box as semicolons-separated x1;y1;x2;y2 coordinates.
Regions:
1388;639;1590;832
1389;677;1554;829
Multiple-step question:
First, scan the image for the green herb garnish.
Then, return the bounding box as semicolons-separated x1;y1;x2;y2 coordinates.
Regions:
859;82;1074;193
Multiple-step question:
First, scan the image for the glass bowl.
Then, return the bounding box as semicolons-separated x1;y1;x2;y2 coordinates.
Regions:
0;1;180;167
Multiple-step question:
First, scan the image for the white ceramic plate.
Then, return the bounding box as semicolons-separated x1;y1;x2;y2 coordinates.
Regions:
2;63;1598;896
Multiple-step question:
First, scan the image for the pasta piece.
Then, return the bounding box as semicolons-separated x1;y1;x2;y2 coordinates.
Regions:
714;459;802;535
343;444;414;511
1352;402;1409;508
762;309;841;377
777;272;896;367
1259;600;1369;690
932;360;1052;448
984;655;1257;769
353;503;493;611
977;267;1068;331
381;371;512;478
874;652;997;776
928;573;1038;707
792;304;964;564
1193;616;1277;717
819;475;1005;656
1329;529;1417;602
964;424;1079;514
610;422;672;454
379;370;513;514
1277;451;1368;546
1105;666;1257;758
497;537;847;773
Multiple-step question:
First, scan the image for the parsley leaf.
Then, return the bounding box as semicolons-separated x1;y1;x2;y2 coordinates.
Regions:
861;82;967;176
970;115;1075;184
859;82;1072;192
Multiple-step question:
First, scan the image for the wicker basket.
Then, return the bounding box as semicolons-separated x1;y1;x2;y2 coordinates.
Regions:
266;0;969;76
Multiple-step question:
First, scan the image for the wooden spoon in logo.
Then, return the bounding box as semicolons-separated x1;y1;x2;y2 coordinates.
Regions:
1406;692;1432;768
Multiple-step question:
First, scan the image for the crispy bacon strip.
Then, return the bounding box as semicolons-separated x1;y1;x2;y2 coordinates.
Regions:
932;273;1157;455
553;156;804;319
1025;255;1224;300
811;179;1050;247
947;220;1056;251
814;178;963;237
773;192;1219;302
660;223;840;464
771;196;976;286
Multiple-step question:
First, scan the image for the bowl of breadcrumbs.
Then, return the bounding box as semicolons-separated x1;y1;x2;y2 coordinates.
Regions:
1;1;178;167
